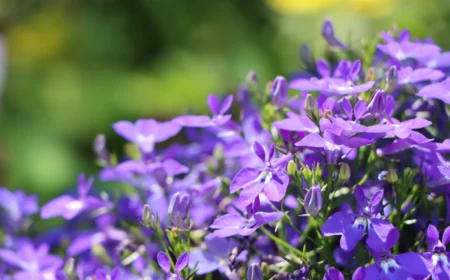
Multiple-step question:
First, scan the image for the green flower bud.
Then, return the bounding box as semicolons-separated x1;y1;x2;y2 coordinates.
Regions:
304;94;319;122
337;163;351;184
386;169;398;184
287;160;298;177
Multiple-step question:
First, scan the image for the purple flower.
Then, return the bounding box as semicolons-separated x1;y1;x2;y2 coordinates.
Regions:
271;76;288;108
0;242;63;280
321;187;395;252
188;234;239;275
157;251;189;280
323;267;344;280
417;77;450;104
355;228;430;280
40;174;107;220
210;211;283;238
174;94;233;127
230;141;290;206
397;67;444;85
295;130;373;164
0;187;38;233
113;119;181;154
422;224;450;279
95;268;121;280
322;18;348;49
377;33;441;62
290;59;375;96
272;112;319;133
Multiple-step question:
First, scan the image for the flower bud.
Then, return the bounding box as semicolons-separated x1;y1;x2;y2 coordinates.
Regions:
300;44;314;69
386;169;398;184
168;192;191;229
365;67;376;82
385;65;398;92
304;94;319;122
367;89;386;116
93;134;110;163
271;76;288;108
337;163;351;184
246;70;258;90
142;204;158;230
304;185;322;216
247;264;263;280
63;258;75;276
287;160;298;177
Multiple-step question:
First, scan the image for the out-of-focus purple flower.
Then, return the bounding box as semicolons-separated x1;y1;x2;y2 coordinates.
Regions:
174;94;233;127
113;119;181;154
304;184;322;216
188;234;240;275
422;224;450;279
95;268;121;280
210;211;283;238
377;36;441;62
230;141;291;206
323;267;344;280
417;77;450;104
322;18;348;49
0;242;63;280
157;251;189;280
322;187;395;252
290;59;375;96
168;192;191;229
272;111;319;134
397;67;444;85
247;263;263;280
67;214;127;256
0;187;38;233
41;174;108;220
271;76;288;108
355;228;430;279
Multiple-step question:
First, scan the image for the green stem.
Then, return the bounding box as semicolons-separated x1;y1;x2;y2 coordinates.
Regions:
260;226;304;259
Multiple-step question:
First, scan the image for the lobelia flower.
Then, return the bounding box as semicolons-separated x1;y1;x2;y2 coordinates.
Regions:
417;77;450;104
0;187;38;233
271;76;288;108
0;242;63;280
422;224;450;279
168;192;191;229
94;268;120;280
157;251;189;280
290;59;375;96
188;234;241;275
113;119;181;155
230;141;291;206
174;94;233;127
397;67;444;85
321;18;348;49
323;267;344;280
355;228;430;280
321;187;395;252
377;29;441;63
295;130;373;164
41;174;108;220
210;211;284;238
247;263;263;280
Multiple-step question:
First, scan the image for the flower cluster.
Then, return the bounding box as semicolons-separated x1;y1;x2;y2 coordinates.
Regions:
2;18;450;279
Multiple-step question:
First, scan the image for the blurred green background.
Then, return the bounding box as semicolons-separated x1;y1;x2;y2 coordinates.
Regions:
1;0;450;199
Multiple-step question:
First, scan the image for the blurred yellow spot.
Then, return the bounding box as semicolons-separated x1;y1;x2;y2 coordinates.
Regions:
347;0;396;17
267;0;337;14
267;0;396;16
8;10;69;64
